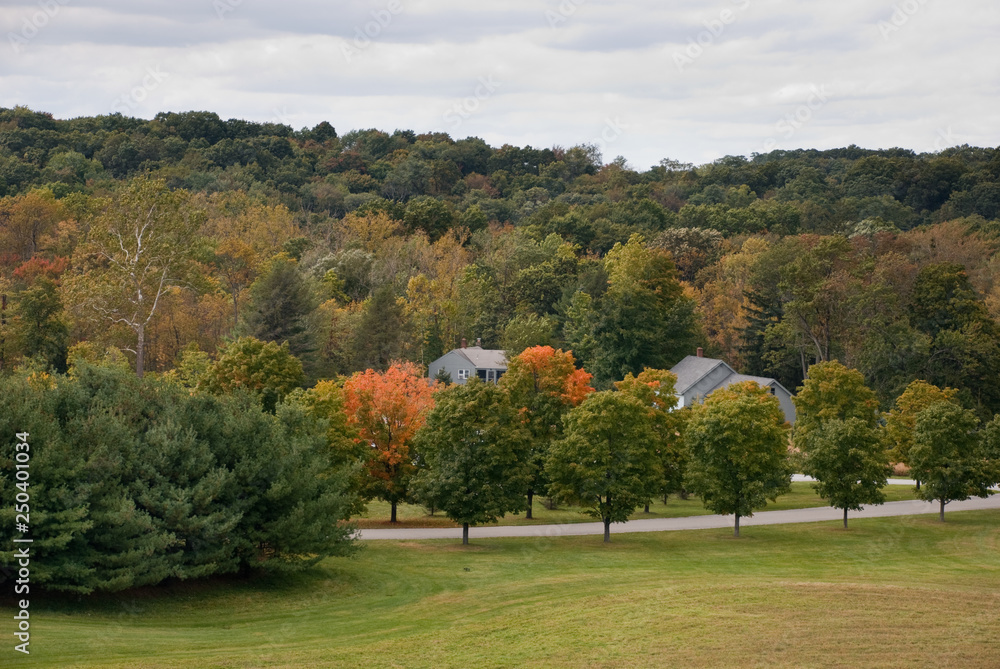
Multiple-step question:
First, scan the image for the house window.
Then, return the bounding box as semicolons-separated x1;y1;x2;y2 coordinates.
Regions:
769;387;776;395
457;369;470;381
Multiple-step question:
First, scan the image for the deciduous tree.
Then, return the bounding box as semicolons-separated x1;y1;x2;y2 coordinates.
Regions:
200;336;305;412
501;345;594;517
615;368;688;508
685;381;792;536
413;379;531;544
547;391;661;541
65;177;202;377
793;360;880;451
801;418;891;527
342;362;438;522
910;401;993;521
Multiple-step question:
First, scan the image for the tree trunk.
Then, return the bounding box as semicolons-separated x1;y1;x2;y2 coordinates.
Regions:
644;504;650;514
734;513;740;537
843;507;848;529
916;479;921;491
663;492;668;505
603;516;611;543
390;502;397;523
462;523;469;545
136;323;145;378
526;489;533;519
939;498;945;522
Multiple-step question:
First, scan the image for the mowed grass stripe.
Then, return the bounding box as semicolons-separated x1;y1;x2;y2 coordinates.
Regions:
7;510;999;668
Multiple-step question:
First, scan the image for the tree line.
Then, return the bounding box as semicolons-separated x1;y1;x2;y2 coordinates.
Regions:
2;107;1000;411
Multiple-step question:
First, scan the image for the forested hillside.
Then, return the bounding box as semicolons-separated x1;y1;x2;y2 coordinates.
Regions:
3;105;1000;411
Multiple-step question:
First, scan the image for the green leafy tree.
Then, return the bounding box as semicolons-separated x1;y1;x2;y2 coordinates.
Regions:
413;379;531;544
884;380;959;471
547;391;661;542
801;418;891;527
685;381;792;536
11;277;68;371
589;235;699;386
201;337;305;412
793;360;880;450
910;401;994;521
615;368;688;508
500;313;556;356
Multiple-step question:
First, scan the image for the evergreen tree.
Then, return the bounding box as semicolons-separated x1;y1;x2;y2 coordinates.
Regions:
353;284;409;372
241;256;319;367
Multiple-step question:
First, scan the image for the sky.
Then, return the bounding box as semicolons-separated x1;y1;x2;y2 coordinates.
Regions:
1;0;998;169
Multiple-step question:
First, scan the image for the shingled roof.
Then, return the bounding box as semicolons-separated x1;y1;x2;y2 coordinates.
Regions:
455;346;508;369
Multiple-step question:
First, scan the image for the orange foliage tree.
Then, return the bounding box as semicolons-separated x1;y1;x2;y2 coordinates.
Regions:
500;345;594;517
342;361;438;522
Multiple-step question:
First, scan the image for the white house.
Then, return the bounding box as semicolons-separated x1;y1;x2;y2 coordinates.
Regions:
428;339;507;385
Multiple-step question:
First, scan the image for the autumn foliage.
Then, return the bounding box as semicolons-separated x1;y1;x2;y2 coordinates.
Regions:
342;361;438;520
504;346;594;406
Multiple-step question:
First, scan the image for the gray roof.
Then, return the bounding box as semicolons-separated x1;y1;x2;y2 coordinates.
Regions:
671;355;732;394
670;355;794;398
455;347;507;370
726;373;778;387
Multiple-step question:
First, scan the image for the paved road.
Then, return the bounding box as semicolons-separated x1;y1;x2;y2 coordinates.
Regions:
357;495;1000;541
793;474;917;485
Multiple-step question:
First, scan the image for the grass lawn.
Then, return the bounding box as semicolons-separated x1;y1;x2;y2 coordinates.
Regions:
5;509;998;668
356;481;923;528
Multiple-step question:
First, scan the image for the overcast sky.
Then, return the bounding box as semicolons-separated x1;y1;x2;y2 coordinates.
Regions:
1;0;998;168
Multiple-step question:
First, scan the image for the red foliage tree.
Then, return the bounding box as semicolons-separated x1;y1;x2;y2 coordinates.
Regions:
342;361;438;522
501;346;594;517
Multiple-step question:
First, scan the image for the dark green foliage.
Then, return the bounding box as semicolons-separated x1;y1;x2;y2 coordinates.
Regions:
587;236;700;386
11;278;68;371
353;284;409;371
0;365;356;594
547;391;662;541
241;256;319;364
413;380;531;544
801;418;891;527
910;401;994;520
685;382;792;536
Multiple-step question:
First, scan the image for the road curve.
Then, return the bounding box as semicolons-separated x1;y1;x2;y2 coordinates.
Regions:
357;495;1000;541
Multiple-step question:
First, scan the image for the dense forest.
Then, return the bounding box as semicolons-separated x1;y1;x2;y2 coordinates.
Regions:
2;105;1000;410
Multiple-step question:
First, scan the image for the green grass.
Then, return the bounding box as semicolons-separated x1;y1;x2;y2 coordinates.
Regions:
356;481;923;528
5;509;999;668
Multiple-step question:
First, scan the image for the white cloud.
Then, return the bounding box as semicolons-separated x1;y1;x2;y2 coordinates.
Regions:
0;0;997;167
